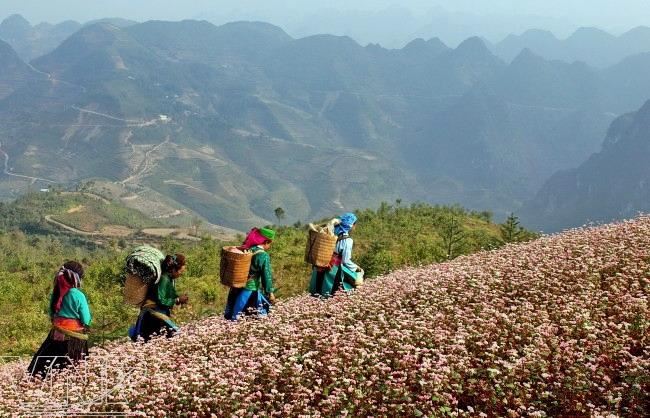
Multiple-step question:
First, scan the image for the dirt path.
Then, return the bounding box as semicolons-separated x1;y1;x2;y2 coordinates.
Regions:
44;215;97;236
59;191;111;204
120;135;171;184
44;215;132;237
0;141;56;184
71;106;161;127
27;63;88;93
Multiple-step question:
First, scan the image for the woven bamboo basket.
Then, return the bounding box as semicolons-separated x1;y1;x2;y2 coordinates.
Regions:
124;272;149;307
220;246;253;288
304;229;338;267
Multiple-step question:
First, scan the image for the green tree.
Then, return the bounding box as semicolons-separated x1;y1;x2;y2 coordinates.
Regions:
358;242;394;277
501;213;524;243
274;207;286;225
440;214;465;260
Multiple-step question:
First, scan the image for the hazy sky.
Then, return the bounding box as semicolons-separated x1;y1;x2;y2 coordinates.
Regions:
1;0;649;26
2;1;649;46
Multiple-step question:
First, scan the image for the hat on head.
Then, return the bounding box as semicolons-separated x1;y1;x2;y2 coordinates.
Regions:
335;212;357;235
259;227;276;240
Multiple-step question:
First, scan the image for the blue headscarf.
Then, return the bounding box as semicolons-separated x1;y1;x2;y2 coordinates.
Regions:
335;212;357;236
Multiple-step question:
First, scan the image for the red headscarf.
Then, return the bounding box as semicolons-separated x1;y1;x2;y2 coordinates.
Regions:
241;228;269;249
51;268;81;314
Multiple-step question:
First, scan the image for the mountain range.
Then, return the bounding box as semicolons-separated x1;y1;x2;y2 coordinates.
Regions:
0;14;135;61
522;100;650;231
492;26;650;68
1;18;650;231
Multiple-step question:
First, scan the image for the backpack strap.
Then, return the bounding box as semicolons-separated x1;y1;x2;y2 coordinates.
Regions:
334;234;350;255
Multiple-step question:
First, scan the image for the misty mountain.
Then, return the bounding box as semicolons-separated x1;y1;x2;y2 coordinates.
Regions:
0;14;81;61
0;14;137;62
600;52;650;114
0;38;44;99
127;20;292;70
403;48;613;213
0;22;424;229
522;100;650;232
490;48;601;109
1;19;649;230
493;26;650;68
277;6;576;49
286;6;426;49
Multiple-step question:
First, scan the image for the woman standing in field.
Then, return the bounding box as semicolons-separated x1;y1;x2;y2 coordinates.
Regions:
28;261;91;378
224;227;277;320
310;212;363;297
129;254;188;342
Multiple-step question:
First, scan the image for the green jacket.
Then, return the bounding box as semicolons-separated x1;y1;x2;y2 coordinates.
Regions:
154;273;178;309
244;246;275;295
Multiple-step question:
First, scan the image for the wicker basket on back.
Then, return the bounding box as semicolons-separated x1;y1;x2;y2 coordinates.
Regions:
305;229;338;267
220;246;254;288
123;246;164;307
124;272;149;306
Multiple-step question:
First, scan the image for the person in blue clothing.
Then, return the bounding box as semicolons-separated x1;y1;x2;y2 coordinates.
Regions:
224;227;277;320
309;212;363;297
28;261;91;378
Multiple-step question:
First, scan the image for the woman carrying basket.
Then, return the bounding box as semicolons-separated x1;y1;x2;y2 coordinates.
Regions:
129;254;188;342
224;227;277;320
28;261;91;378
310;212;363;297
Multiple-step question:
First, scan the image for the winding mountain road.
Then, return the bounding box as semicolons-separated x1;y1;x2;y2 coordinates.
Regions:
71;106;161;127
26;63;88;94
120;135;171;184
0;141;56;184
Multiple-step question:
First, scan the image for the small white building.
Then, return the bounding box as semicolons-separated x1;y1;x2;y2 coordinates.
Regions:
159;114;170;122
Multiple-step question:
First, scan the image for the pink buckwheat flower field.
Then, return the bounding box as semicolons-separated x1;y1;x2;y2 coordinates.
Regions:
1;218;648;417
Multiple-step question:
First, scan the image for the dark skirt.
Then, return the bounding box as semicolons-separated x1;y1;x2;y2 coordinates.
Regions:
27;330;88;379
129;307;178;342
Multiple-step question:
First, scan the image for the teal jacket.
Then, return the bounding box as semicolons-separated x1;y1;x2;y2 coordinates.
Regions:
49;288;92;326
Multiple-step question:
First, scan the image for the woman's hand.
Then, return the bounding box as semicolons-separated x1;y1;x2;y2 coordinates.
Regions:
176;294;189;305
268;293;277;304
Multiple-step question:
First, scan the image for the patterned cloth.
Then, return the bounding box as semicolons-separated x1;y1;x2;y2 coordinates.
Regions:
125;246;165;284
51;267;81;314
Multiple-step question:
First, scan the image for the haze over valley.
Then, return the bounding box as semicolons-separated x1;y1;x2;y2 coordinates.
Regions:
1;2;650;231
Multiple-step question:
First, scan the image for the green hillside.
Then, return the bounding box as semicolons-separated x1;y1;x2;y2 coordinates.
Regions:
0;190;161;235
0;201;535;356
